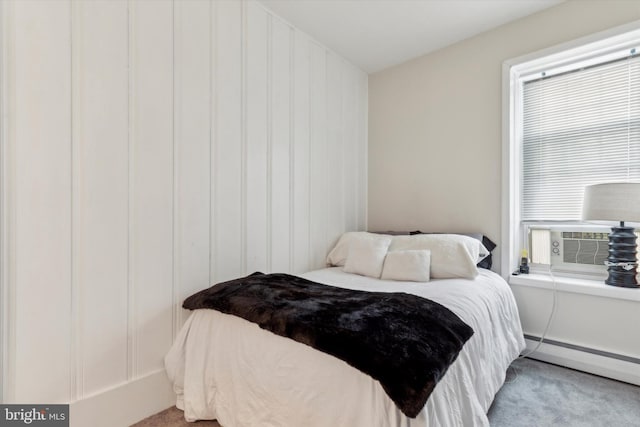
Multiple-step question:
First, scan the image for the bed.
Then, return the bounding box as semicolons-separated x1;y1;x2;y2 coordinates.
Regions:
165;233;525;427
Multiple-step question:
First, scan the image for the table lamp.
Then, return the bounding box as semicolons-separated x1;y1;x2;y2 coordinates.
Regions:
582;182;640;288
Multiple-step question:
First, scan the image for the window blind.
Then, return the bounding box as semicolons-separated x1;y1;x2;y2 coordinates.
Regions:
522;53;640;221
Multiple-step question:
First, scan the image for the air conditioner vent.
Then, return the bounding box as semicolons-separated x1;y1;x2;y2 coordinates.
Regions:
562;239;608;266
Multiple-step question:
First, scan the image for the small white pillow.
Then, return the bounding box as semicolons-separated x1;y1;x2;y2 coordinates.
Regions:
389;234;486;279
381;250;431;282
343;234;392;278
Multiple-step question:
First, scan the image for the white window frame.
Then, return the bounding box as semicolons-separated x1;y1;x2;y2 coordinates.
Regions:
501;20;640;280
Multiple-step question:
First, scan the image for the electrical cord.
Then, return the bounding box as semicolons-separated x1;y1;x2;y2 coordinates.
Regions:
519;264;558;359
505;264;558;384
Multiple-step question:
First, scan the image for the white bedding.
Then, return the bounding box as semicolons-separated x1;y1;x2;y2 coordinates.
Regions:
165;268;525;427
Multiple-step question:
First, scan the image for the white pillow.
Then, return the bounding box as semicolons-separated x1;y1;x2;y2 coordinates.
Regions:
389;234;487;279
327;232;390;267
381;250;431;282
343;234;392;278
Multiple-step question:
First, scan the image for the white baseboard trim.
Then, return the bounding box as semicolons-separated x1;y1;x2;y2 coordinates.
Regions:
70;369;176;427
524;338;640;387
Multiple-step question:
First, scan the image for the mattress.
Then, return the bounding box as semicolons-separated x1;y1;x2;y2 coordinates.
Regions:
165;267;525;427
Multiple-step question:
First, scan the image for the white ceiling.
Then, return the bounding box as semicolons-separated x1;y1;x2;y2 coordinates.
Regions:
260;0;564;74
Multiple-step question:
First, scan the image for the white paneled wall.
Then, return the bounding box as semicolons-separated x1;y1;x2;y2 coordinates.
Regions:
9;0;73;403
212;0;244;284
71;0;129;398
173;0;211;332
0;0;367;414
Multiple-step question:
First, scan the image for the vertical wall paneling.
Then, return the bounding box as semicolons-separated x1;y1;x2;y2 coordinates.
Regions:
126;0;136;382
71;0;129;398
326;53;345;249
0;0;15;403
288;27;296;273
266;13;273;273
209;0;216;284
343;66;358;233
130;0;174;376
12;0;73;402
292;32;311;273
240;0;249;277
171;0;178;343
0;0;367;406
270;16;292;272
70;2;80;399
173;0;211;329
357;72;369;231
309;42;329;270
213;0;244;282
245;2;269;273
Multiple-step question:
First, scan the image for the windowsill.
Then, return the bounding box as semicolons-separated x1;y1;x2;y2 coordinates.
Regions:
509;273;640;302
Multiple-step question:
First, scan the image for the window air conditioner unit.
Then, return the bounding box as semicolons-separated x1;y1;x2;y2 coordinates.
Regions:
528;227;611;276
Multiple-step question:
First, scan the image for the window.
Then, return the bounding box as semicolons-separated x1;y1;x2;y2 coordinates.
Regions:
503;24;640;278
522;52;640;221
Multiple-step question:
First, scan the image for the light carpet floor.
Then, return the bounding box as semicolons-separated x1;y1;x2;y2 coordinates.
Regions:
133;358;640;426
488;357;640;426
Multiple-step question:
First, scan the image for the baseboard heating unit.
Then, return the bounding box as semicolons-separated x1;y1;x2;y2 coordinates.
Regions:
523;334;640;386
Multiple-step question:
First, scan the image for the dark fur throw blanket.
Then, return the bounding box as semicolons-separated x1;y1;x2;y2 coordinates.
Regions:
183;272;474;418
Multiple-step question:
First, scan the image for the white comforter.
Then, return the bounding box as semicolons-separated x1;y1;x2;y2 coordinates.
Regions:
165;268;525;427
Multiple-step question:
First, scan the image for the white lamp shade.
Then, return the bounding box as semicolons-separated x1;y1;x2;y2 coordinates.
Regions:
582;183;640;224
